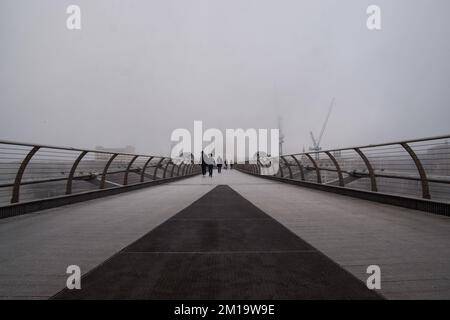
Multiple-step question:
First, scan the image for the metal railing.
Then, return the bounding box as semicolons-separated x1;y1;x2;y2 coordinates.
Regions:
0;140;200;206
238;135;450;204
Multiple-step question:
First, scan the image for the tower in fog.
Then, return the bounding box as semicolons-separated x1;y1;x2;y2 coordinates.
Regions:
278;116;285;156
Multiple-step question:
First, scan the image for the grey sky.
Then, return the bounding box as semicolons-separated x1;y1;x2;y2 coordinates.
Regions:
1;0;449;155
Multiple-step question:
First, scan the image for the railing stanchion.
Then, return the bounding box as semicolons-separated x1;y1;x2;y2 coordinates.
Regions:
11;146;40;203
401;143;431;199
153;157;165;180
354;148;377;192
124;155;139;185
290;155;305;181
66;151;88;194
140;156;154;183
170;163;177;177
278;161;284;178
325;151;344;187
100;153;118;189
305;153;322;184
163;160;171;178
281;156;293;179
256;161;261;175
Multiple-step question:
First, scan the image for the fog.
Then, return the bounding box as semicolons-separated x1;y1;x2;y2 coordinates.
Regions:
1;0;449;155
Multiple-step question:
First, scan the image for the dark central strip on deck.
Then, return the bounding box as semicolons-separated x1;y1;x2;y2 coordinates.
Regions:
54;185;382;299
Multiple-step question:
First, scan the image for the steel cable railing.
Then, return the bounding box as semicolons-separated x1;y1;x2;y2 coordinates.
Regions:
237;135;450;204
0;140;200;207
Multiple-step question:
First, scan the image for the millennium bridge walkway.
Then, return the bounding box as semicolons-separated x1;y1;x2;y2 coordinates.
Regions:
0;136;450;299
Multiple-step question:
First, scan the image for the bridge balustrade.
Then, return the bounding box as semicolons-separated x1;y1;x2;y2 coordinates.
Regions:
0;140;200;206
237;135;450;204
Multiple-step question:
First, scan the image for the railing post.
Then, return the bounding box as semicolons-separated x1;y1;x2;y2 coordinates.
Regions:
354;148;377;192
177;163;183;176
153;157;165;180
11;146;40;203
305;153;322;184
123;155;139;185
401;142;431;199
290;155;305;181
100;153;118;189
170;163;177;177
66;150;88;194
140;156;154;183
162;160;171;178
255;162;261;175
281;156;293;179
278;161;284;178
325;151;344;187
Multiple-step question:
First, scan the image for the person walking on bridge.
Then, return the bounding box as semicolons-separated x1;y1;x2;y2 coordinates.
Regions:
201;151;207;177
216;156;223;173
206;153;215;177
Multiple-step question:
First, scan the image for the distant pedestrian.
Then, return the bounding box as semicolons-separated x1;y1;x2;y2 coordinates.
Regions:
201;151;207;177
216;156;223;173
207;153;215;177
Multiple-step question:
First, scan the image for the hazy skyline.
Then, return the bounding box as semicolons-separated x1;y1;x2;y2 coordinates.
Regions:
1;0;450;155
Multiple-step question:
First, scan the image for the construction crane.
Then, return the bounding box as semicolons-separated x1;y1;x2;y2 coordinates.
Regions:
309;98;335;159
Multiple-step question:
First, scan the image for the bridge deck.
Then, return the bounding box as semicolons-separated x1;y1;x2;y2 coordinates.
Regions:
54;185;380;299
1;170;449;299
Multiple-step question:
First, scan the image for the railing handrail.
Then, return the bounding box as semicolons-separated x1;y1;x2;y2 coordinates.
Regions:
287;134;450;157
0;139;162;158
